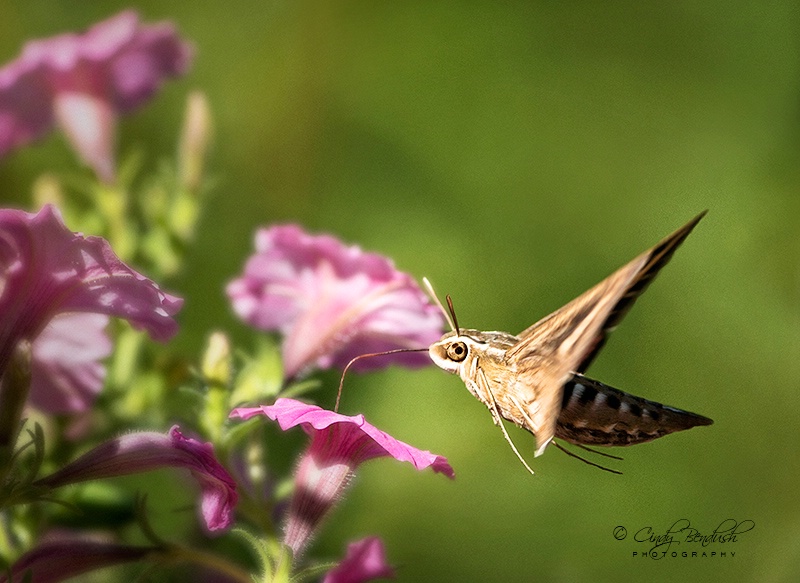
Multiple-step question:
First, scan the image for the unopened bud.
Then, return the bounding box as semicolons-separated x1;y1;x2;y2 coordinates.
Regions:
178;91;213;192
201;332;232;388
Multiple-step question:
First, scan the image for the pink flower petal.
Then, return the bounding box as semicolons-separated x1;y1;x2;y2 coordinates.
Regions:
52;92;117;182
231;399;454;477
232;399;452;556
29;312;110;413
35;426;237;531
0;205;182;411
0;9;192;173
323;537;396;583
170;427;239;531
226;225;443;378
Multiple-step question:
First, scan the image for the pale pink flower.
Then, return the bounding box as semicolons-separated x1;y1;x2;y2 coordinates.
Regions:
28;312;110;413
230;399;453;556
226;225;443;379
35;426;237;531
323;537;396;583
0;10;192;181
0;205;182;413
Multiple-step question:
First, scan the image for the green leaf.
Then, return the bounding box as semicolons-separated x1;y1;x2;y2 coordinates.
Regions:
231;336;284;406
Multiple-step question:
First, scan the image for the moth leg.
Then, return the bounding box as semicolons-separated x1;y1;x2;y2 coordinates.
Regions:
573;442;623;461
506;392;553;457
464;378;501;427
552;440;622;475
478;369;535;475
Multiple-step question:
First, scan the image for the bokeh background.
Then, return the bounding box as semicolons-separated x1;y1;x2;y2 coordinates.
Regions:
1;1;798;582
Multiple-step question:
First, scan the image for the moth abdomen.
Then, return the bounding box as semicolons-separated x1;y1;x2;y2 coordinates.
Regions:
556;374;712;446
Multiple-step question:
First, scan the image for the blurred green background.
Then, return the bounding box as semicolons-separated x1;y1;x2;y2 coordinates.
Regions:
1;1;798;581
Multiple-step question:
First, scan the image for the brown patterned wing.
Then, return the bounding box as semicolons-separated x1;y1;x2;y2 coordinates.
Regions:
572;210;706;373
506;212;706;456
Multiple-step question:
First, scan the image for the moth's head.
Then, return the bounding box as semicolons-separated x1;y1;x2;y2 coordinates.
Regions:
421;278;486;374
428;330;483;375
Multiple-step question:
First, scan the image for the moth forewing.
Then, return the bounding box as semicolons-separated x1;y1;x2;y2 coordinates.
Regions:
509;252;650;361
573;210;706;373
505;253;651;456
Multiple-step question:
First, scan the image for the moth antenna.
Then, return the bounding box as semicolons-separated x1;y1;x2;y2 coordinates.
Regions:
335;347;429;412
422;277;455;332
446;295;460;337
553;441;622;475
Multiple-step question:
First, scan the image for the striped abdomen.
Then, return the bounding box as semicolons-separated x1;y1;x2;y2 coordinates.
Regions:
556;374;713;446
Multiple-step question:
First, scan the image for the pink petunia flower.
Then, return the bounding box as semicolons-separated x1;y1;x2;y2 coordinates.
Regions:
0;539;155;583
35;426;238;531
226;224;444;379
230;399;453;556
0;10;193;182
323;537;396;583
0;205;182;413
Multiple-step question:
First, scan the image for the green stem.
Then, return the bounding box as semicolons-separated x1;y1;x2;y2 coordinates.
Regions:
0;342;32;482
271;542;292;583
166;544;253;583
0;513;14;561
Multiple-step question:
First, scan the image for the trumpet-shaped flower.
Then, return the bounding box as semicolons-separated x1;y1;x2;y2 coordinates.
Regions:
35;426;237;531
0;539;156;583
230;399;453;556
0;205;182;413
226;225;444;379
323;537;396;583
0;10;192;181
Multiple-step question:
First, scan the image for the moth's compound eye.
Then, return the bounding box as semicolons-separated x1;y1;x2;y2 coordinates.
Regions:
446;341;468;362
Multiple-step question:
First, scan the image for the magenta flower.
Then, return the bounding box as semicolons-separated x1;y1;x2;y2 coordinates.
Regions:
0;10;192;181
323;537;396;583
230;399;453;556
35;426;237;531
227;225;444;379
0;205;182;413
0;539;155;583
